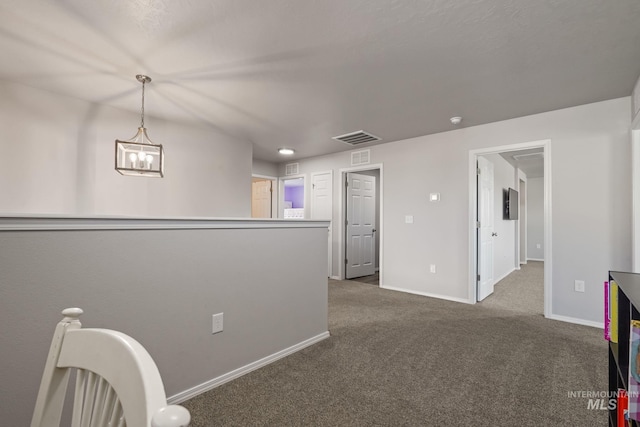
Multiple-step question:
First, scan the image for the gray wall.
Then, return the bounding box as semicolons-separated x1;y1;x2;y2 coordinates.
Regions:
527;177;545;260
0;81;252;217
252;159;279;177
280;97;632;323
0;218;329;426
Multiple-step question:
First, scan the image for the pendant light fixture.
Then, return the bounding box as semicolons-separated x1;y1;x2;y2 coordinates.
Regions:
115;75;164;177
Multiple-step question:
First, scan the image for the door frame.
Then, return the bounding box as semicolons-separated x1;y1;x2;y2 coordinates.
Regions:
517;172;527;266
278;173;307;218
338;164;383;282
632;126;640;272
251;174;277;218
468;140;552;317
311;170;334;277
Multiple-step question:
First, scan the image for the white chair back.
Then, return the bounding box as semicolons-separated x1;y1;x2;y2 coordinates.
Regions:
31;308;190;427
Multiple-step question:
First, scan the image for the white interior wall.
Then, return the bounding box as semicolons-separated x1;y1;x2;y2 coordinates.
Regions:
0;81;252;217
252;159;279;177
481;154;517;283
281;97;632;324
527;177;545;260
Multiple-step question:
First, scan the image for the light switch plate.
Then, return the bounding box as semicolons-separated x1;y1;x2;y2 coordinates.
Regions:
405;215;414;224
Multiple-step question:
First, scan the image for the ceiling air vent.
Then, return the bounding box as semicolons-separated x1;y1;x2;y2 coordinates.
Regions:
351;149;371;166
285;163;299;176
333;130;381;146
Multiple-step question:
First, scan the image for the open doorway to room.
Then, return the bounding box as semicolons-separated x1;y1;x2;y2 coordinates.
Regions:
279;175;306;219
251;175;277;218
338;164;383;285
469;141;550;317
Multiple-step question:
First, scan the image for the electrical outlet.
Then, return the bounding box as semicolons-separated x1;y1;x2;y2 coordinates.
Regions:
574;280;585;293
430;264;436;273
212;313;224;334
405;215;414;224
536;243;541;249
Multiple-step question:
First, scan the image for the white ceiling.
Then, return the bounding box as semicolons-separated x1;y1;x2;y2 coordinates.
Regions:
2;0;639;163
499;148;544;178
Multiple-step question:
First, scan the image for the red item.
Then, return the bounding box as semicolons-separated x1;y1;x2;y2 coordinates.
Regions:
619;389;629;427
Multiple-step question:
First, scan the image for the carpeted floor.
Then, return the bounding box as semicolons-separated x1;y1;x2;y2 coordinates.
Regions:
183;269;606;426
480;261;544;315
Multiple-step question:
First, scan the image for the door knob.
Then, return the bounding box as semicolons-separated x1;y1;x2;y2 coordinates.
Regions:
372;229;377;233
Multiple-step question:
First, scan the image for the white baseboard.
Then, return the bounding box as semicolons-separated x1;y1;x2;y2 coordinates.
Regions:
167;331;330;404
330;275;340;280
494;268;516;284
546;314;603;329
527;258;544;262
381;285;473;304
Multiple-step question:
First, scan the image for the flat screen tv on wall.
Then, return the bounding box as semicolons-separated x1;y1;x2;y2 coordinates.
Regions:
504;187;519;220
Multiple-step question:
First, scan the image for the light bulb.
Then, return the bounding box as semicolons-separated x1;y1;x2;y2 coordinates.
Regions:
138;151;147;161
129;153;137;163
145;154;153;164
278;147;295;155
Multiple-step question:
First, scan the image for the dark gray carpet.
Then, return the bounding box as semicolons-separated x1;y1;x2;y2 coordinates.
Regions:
183;276;606;426
480;261;544;315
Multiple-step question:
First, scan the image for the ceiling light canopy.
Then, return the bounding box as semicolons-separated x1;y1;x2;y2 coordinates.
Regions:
450;116;462;125
278;147;295;155
115;75;165;177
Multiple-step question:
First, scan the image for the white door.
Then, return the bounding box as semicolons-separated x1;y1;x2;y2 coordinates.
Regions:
346;172;376;279
477;156;495;301
311;172;333;277
251;179;272;218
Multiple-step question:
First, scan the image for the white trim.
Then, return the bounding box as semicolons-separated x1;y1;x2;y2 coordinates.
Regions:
252;173;277;180
330;275;340;280
381;285;473;304
338;163;384;283
527;258;545;262
633;105;640;130
632;129;640;273
167;331;330;404
546;314;603;329
469;140;552;319
0;216;329;231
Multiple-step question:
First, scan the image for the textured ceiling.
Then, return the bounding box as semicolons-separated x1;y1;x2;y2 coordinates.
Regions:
1;0;639;162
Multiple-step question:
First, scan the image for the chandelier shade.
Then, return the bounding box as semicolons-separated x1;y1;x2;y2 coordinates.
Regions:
115;75;164;178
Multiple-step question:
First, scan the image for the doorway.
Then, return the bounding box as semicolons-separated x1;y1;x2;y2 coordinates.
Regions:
251;175;276;218
469;140;551;317
338;164;383;283
279;176;306;219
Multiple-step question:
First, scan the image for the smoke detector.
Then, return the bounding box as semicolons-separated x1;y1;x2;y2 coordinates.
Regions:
450;116;462;125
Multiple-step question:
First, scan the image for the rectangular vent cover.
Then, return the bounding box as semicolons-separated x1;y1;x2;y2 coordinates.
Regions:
351;149;371;166
333;130;381;146
285;163;299;176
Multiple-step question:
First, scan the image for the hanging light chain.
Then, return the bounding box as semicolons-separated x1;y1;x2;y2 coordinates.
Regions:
140;78;146;128
136;74;151;129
